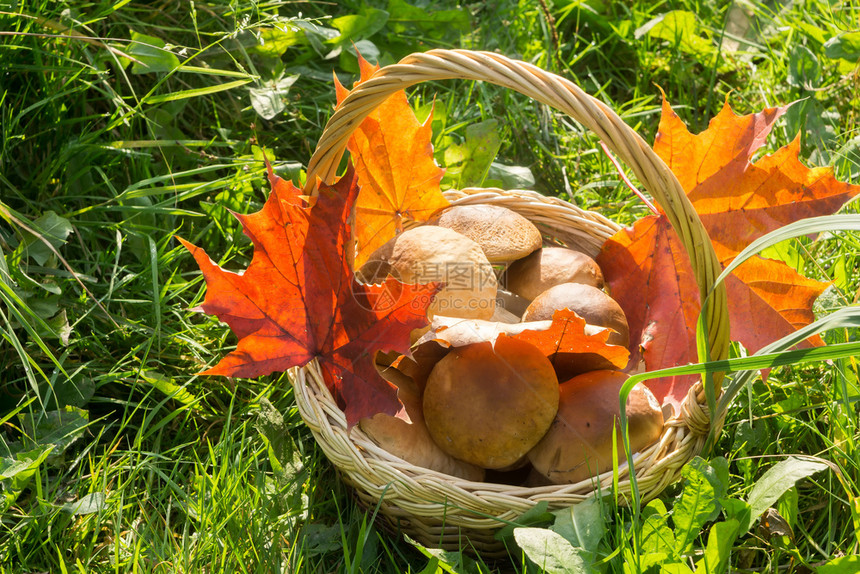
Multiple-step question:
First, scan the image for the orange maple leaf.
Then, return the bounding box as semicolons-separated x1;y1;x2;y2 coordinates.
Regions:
334;54;448;268
510;310;630;381
597;98;860;408
180;165;441;427
424;310;629;381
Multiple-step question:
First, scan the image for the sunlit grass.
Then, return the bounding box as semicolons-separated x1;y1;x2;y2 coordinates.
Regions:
1;0;858;571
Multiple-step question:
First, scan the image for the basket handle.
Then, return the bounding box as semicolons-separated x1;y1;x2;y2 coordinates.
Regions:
304;49;730;379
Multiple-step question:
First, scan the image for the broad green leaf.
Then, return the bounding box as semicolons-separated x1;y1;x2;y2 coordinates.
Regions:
16;211;74;266
759;241;804;275
0;445;53;510
51;373;95;409
303;523;342;555
62;492;106;515
0;445;53;480
416;557;439;574
694;518;741;574
625;548;671;572
514;527;590;574
331;9;389;44
20;406;88;455
824;32;860;62
387;0;470;35
442;120;502;188
784;98;840;166
248;75;300;120
690;457;729;503
833;253;852;292
126;31;180;74
636;11;713;60
40;308;71;345
25;296;60;325
639;499;676;568
788;44;821;89
796;22;828;45
745;457;828;532
495;500;554;541
718;498;751;528
486;162;535;189
292;21;339;56
833;136;860;182
250;27;307;57
673;462;718;553
255;397;302;481
818;556;860;574
551;496;605;555
405;535;479;574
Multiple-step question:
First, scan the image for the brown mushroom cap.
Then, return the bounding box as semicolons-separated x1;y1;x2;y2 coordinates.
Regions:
433;204;542;263
527;370;664;485
522;283;629;347
423;336;560;469
506;247;604;301
359;367;485;482
398;316;561;397
358;226;497;320
413;315;618;386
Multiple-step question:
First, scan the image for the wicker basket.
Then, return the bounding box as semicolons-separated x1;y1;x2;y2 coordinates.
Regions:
290;49;731;556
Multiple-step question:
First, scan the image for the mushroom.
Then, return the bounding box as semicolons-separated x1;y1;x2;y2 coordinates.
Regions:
505;247;604;301
522;283;629;347
393;340;450;392
359;366;485;482
432;204;542;263
423;335;559;469
527;370;664;485
409;314;620;388
358;225;497;320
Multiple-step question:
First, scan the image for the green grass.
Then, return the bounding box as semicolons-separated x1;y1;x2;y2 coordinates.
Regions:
1;0;859;572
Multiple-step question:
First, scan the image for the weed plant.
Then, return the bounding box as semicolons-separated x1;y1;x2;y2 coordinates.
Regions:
1;0;858;572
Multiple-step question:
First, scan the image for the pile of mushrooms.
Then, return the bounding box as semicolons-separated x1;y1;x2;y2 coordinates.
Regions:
356;203;664;486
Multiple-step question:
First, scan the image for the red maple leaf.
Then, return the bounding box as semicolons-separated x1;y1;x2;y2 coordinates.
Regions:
180;165;440;426
597;98;860;408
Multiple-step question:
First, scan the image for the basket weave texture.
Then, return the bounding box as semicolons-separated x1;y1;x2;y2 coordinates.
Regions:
291;49;731;555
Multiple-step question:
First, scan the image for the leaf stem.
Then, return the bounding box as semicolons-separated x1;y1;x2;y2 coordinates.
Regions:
598;141;659;215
